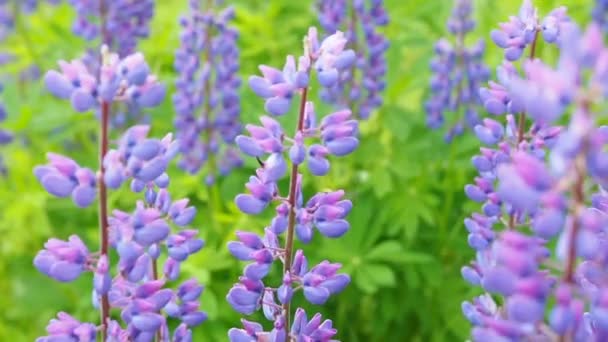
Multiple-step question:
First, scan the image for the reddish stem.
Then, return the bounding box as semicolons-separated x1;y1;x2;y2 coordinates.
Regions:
152;258;161;341
564;159;585;283
98;101;111;337
508;30;540;230
516;30;539;144
282;87;309;337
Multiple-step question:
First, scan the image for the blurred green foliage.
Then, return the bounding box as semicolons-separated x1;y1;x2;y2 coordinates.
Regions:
0;0;596;341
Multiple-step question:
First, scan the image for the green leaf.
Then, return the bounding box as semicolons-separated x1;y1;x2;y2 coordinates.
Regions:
363;263;397;289
366;240;404;263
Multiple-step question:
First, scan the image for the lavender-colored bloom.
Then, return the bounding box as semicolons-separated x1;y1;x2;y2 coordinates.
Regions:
228;309;338;342
67;0;154;57
44;48;166;113
425;0;490;142
36;44;206;340
173;2;242;183
103;125;178;189
462;18;608;340
34;153;97;207
593;0;608;33
227;28;356;341
490;0;571;61
34;235;90;282
36;312;97;342
317;0;389;120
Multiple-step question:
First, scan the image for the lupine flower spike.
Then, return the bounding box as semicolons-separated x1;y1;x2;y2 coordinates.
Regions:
35;46;206;342
65;0;156;127
317;0;389;120
457;1;608;340
425;0;490;142
174;0;242;185
68;0;155;57
227;27;357;341
592;0;608;33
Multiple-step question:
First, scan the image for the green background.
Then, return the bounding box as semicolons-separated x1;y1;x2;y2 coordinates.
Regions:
0;0;595;341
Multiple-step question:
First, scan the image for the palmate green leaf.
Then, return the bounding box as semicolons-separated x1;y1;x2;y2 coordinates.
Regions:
366;241;434;265
202;288;220;320
362;263;397;288
354;265;377;294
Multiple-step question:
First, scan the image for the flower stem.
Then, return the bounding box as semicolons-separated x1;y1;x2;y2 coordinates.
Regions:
100;0;110;47
516;30;539;144
152;258;161;342
563;106;590;283
98;101;111;338
282;87;309;338
558;154;585;342
508;30;540;231
564;163;585;283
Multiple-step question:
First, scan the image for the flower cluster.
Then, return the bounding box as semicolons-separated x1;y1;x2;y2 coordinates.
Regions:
35;47;207;341
490;0;570;61
68;0;155;57
103;125;179;190
317;0;389;120
425;0;490;142
34;153;97;207
593;0;608;32
226;27;357;341
460;0;608;339
44;48;164;113
173;1;242;184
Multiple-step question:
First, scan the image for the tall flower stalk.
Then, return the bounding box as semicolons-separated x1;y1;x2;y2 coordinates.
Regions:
457;1;608;340
65;0;156;127
173;0;242;185
35;45;207;341
317;0;389;120
226;27;358;341
593;0;608;33
425;0;489;142
68;0;154;57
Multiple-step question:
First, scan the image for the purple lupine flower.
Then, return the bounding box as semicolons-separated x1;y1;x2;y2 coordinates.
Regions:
425;0;490;142
34;153;97;207
173;1;242;183
44;48;165;113
228;308;338;342
67;0;154;57
227;27;356;341
36;312;97;342
593;0;608;33
36;125;207;339
34;235;90;282
317;0;389;120
63;0;156;128
462;17;608;340
490;0;571;61
103;125;178;189
297;256;350;305
36;44;206;340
